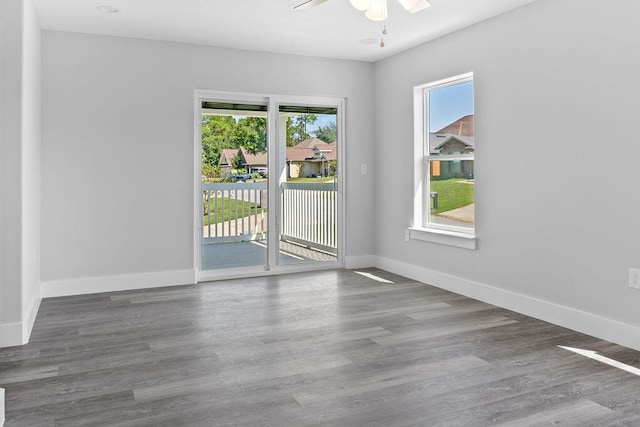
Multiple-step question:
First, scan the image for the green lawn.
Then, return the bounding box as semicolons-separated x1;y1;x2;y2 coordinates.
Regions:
203;197;264;226
430;179;474;214
287;176;335;183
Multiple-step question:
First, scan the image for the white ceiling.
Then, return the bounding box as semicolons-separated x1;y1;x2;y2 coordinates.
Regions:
32;0;539;62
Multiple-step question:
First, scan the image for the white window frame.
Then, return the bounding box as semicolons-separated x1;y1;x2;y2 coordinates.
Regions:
409;72;476;250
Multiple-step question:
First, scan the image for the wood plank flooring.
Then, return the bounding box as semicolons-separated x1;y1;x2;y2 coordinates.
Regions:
2;268;640;426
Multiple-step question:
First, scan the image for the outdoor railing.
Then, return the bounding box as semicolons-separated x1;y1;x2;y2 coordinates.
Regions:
281;182;337;254
202;181;337;254
202;182;267;243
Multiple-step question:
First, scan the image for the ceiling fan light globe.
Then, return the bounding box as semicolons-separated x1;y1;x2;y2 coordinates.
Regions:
397;0;419;11
409;0;431;13
349;0;372;11
365;0;388;21
365;8;388;21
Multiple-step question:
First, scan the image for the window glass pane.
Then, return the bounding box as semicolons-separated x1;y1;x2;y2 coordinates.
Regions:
428;81;474;137
429;160;474;229
200;108;269;271
426;78;474;229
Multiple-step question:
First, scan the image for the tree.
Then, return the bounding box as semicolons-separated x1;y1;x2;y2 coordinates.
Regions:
232;151;245;170
313;122;337;143
201;115;235;168
232;117;267;153
285;117;295;146
287;114;317;145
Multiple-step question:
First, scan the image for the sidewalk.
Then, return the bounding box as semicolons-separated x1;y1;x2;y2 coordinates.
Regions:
436;203;474;223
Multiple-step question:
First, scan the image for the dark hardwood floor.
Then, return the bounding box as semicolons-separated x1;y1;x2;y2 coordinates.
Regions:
2;268;640;426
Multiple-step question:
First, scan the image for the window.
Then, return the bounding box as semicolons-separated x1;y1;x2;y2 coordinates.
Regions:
411;73;476;249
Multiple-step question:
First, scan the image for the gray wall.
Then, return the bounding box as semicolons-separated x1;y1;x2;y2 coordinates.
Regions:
0;0;41;342
40;31;375;282
21;0;41;328
373;0;640;328
0;0;23;330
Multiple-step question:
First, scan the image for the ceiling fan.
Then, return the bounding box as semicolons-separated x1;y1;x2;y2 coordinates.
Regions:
294;0;431;21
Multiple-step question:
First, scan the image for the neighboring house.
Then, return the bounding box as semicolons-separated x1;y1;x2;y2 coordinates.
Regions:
289;138;337;178
435;114;474;136
238;147;268;174
286;147;315;178
293;137;330;150
218;148;238;175
219;146;268;176
319;141;337;161
429;115;474;179
219;139;338;179
429;133;474;155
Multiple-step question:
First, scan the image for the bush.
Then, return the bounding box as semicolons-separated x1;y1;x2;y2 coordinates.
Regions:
202;164;221;181
329;160;337;176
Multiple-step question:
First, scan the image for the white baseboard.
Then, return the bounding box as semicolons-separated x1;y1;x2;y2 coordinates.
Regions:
42;269;197;298
23;283;42;343
1;387;4;427
344;255;376;269
0;322;23;349
0;283;42;348
375;256;640;353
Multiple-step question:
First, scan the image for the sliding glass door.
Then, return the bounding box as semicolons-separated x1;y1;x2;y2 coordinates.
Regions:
276;104;339;266
200;101;269;271
196;92;344;278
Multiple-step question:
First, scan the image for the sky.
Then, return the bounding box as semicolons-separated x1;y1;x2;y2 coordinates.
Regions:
307;114;336;133
429;80;474;132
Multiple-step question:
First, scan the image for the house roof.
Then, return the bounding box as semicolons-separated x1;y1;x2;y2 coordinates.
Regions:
435;115;474;136
286;146;337;162
294;138;331;150
323;146;337;161
315;143;334;152
239;146;267;166
219;148;238;166
286;147;315;162
429;133;475;154
222;144;336;167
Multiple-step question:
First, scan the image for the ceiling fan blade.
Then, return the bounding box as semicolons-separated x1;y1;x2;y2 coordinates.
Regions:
294;0;328;10
409;0;431;13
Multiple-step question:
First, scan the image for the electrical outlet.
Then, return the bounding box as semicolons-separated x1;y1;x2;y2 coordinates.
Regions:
404;229;410;242
629;268;640;289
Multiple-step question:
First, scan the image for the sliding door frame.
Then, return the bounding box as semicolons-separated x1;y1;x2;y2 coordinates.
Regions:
194;89;345;282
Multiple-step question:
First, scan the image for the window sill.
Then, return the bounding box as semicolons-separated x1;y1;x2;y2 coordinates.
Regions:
408;227;476;250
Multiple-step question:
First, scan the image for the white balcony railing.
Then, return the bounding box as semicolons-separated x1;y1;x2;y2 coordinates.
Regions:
202;182;267;243
202;181;337;254
281;182;337;254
